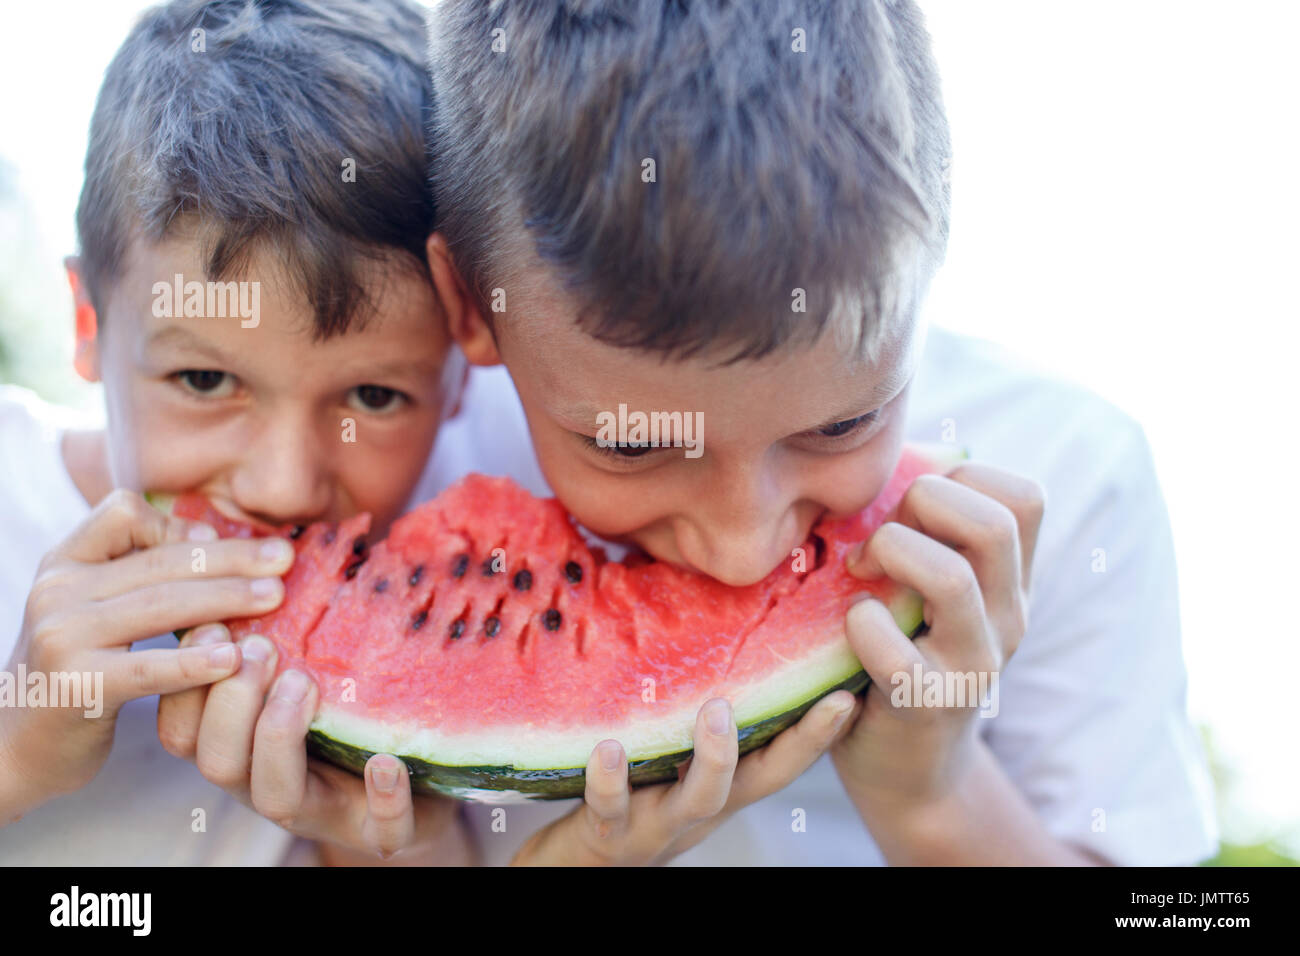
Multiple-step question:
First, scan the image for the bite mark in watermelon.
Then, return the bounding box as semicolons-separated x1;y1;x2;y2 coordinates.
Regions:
150;441;969;802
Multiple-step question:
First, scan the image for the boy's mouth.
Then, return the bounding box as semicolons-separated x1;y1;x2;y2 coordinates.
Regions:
154;490;283;536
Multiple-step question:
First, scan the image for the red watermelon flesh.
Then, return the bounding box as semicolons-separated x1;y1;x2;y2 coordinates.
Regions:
162;496;372;662
151;441;967;801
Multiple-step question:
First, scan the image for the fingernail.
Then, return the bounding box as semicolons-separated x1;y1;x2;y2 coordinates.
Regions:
240;635;274;664
250;577;281;599
706;699;731;736
371;760;400;793
599;740;623;771
260;538;294;564
830;700;854;732
208;643;238;669
274;669;310;704
847;596;878;625
187;523;218;542
190;624;227;646
847;541;865;566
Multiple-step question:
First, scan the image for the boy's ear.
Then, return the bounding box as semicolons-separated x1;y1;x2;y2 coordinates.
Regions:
64;256;101;383
426;232;502;367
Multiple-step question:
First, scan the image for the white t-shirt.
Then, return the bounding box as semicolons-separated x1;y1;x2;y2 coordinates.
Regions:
427;326;1219;866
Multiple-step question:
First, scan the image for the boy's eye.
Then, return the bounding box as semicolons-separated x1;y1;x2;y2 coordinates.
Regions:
603;440;653;458
175;370;234;397
582;435;658;460
349;384;406;414
817;412;877;438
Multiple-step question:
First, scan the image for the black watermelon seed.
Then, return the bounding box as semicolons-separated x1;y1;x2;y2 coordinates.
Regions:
323;529;336;545
513;569;533;591
352;536;368;556
288;525;304;540
451;554;469;578
409;565;424;587
412;610;428;630
374;578;389;593
344;560;365;580
484;616;501;637
543;609;562;631
565;561;583;584
449;619;465;640
481;557;500;576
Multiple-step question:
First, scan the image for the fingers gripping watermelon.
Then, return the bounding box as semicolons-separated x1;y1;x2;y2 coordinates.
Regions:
150;442;969;802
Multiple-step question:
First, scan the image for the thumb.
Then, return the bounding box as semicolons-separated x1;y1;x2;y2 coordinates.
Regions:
55;489;215;564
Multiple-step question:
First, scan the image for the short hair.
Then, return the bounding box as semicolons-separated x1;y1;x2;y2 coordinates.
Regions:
428;0;951;363
76;0;434;338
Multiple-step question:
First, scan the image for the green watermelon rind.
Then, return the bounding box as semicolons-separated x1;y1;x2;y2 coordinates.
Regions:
302;588;925;802
306;671;873;801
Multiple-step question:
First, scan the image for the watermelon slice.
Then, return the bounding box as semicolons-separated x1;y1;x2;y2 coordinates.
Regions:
150;441;969;802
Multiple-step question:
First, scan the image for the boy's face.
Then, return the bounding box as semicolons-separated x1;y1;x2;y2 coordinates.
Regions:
432;238;922;588
73;228;456;537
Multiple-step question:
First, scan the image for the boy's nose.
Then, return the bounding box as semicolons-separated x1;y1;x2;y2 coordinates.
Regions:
673;466;806;587
676;523;801;588
228;415;334;526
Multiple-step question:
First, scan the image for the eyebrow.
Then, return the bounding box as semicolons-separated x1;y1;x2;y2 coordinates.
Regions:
817;373;911;426
350;358;448;380
144;324;231;362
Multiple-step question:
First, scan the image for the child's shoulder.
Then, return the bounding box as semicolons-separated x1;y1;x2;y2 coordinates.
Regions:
0;383;96;518
912;323;1146;454
910;324;1156;557
0;385;96;646
912;326;1217;865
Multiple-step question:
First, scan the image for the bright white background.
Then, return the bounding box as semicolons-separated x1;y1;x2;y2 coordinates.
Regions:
1;1;1296;854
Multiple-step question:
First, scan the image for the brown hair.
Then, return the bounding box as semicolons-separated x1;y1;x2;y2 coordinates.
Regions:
76;0;434;338
428;0;951;363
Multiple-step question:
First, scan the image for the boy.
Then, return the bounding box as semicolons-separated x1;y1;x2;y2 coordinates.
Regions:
409;0;1217;864
0;0;469;865
5;0;842;867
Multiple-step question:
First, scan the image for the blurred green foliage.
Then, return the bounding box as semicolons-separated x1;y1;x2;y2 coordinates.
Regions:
1198;724;1298;866
1203;842;1298;867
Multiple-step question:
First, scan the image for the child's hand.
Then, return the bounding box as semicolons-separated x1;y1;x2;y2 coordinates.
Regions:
830;463;1045;821
509;692;855;866
0;490;289;822
156;637;472;864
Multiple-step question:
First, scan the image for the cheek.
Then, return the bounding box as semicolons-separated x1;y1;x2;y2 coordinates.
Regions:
815;417;907;518
101;374;226;493
530;427;667;537
338;414;445;535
